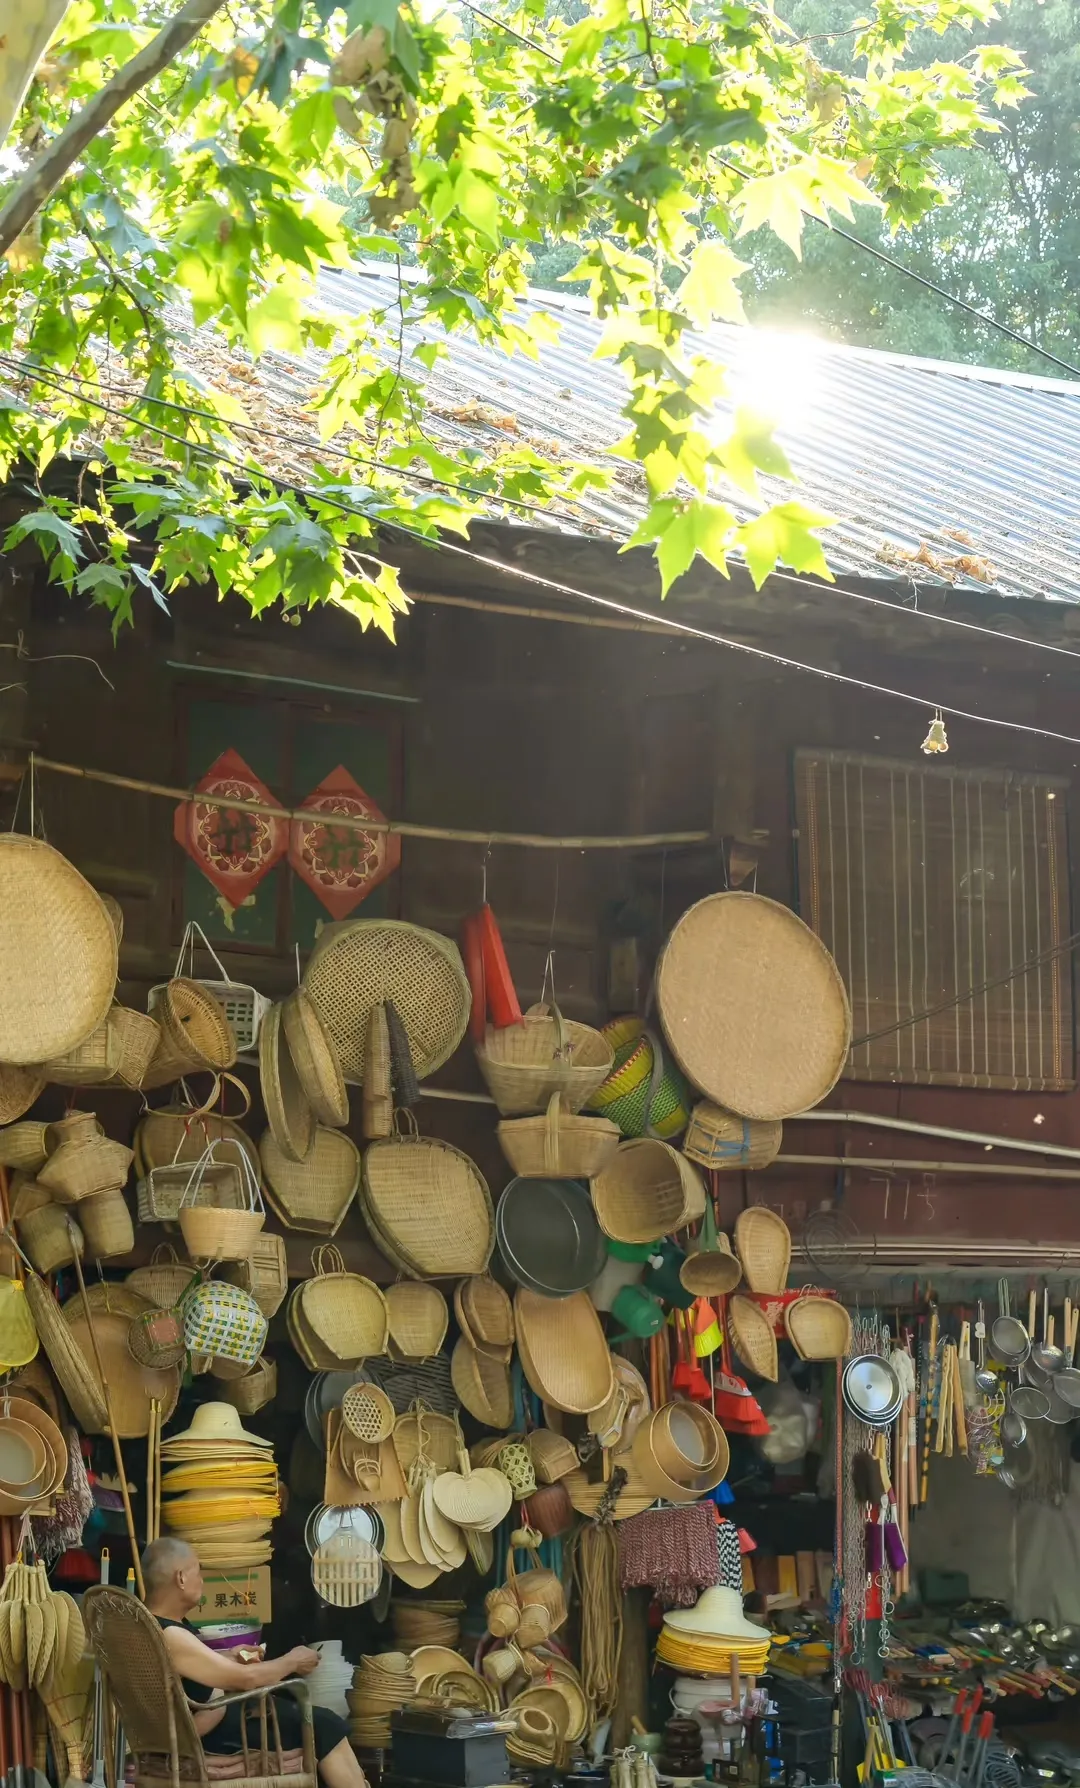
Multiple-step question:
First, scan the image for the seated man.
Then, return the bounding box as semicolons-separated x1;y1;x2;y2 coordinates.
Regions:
141;1538;367;1788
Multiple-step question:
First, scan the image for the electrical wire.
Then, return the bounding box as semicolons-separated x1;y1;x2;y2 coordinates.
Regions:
10;348;1080;670
9;345;1080;746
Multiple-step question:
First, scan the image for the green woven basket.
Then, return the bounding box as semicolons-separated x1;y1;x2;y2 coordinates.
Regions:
585;1020;690;1141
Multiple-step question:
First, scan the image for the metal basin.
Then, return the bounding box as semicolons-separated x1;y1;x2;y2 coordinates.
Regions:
842;1354;903;1427
497;1176;607;1296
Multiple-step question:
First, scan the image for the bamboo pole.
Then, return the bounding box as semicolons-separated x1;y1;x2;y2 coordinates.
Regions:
68;1244;144;1599
31;755;709;851
776;1154;1080;1180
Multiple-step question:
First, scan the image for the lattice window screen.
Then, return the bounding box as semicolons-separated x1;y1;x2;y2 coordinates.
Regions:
794;750;1074;1090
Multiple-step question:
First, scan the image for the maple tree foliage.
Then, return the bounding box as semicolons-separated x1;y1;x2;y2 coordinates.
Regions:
0;0;1027;630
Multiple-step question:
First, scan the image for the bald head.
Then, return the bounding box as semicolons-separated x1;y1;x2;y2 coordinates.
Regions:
141;1537;200;1604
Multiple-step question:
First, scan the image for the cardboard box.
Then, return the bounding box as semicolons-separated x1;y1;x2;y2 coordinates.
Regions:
190;1565;271;1627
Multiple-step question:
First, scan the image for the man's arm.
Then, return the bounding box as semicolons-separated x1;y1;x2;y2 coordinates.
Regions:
162;1626;315;1694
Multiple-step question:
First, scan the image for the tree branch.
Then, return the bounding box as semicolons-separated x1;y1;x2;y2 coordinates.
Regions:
0;0;229;257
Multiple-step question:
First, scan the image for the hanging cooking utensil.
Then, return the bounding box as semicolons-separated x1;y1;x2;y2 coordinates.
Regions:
1009;1374;1049;1423
1053;1302;1080;1408
974;1300;996;1395
1030;1288;1065;1376
990;1280;1029;1368
842;1355;903;1428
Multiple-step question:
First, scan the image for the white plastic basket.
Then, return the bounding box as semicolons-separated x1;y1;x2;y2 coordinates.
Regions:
149;921;270;1054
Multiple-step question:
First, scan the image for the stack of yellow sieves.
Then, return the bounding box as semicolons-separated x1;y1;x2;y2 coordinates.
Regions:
159;1401;279;1568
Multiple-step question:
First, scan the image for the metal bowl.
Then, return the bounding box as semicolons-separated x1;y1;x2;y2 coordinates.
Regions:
842;1354;903;1427
497;1176;606;1296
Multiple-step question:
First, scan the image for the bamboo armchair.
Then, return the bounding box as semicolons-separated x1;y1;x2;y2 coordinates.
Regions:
83;1588;317;1788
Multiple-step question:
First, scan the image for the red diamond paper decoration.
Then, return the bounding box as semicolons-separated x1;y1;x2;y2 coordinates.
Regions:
288;765;400;920
174;749;288;908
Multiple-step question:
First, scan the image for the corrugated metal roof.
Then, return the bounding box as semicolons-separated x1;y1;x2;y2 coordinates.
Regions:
211;262;1080;602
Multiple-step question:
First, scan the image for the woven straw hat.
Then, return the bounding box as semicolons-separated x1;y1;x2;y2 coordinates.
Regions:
164;1401;272;1448
0;837;117;1064
656;892;851;1122
304;919;471;1081
665;1586;770;1641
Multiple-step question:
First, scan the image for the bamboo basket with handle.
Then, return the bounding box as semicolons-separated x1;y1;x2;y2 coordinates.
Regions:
477;1004;613;1117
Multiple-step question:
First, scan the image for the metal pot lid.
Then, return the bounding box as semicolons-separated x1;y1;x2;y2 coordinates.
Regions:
497;1177;606;1296
842;1354;903;1425
311;1503;383;1552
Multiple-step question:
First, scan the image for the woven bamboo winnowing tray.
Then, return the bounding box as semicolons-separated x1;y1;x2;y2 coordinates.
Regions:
362;1132;494;1278
728;1295;779;1382
450;1338;513;1429
655;891;851;1122
785;1294;852;1361
294;1249;388;1364
260;1001;315;1164
304;918;471;1081
385;1282;448;1359
459;1275;514;1350
514;1288;614;1415
734;1206;792;1293
312;1532;383;1606
260;1126;360;1235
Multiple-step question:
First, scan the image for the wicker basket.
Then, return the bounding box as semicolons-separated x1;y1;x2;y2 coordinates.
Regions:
148;923;270;1055
138;1158;245;1226
585;1019;691;1141
135;1094;259;1183
79;1188;135;1260
128;1308;186;1369
180;1279;267;1366
126;1245;198;1308
497;1092;620;1179
0;1123;52;1172
260;1126;359;1235
683;1102;783;1173
141;978;237;1091
37;1112;133;1205
282;988;348;1127
304;919;471;1082
477;1004;613;1117
590;1138;706;1245
734;1206;792;1294
728;1295;779;1381
12;1181;83;1274
108;1007;163;1090
785;1294;852;1361
179;1148;265;1263
42;1017;120;1087
385;1282;448;1359
221;1354;277;1414
295;1244;388;1364
44;1006;160;1091
362;1116;494;1279
525;1428;578;1485
362;1004;393;1141
222;1232;288;1318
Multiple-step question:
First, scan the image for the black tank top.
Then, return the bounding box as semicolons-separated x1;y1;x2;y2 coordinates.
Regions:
157;1616;217;1704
